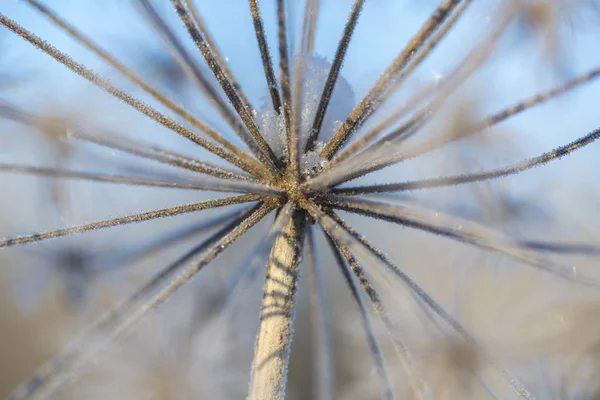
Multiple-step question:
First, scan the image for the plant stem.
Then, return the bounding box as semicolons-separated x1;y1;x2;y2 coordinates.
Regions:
248;207;306;400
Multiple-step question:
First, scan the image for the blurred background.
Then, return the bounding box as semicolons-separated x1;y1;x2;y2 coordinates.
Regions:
1;0;600;398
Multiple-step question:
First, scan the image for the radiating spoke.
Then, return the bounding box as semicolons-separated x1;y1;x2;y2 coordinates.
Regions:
24;0;260;174
170;0;283;173
277;0;291;132
324;233;394;400
319;0;465;159
320;63;600;189
0;12;266;178
248;0;283;114
325;225;430;400
330;125;600;197
0;163;278;194
138;0;279;177
324;196;600;286
102;209;243;269
334;126;600;197
8;203;273;400
289;59;305;177
323;0;473;166
0;101;252;182
514;240;600;255
183;0;254;110
304;0;365;153
72;131;253;182
304;204;533;399
477;69;600;133
276;0;295;173
0;194;262;249
309;0;518;188
300;0;320;55
305;227;336;400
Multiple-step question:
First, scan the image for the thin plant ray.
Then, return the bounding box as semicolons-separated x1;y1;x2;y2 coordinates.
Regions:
0;194;262;249
304;0;365;153
325;234;394;400
170;0;283;172
183;0;254;110
249;0;283;115
300;0;320;55
0;13;266;178
0;101;252;181
277;0;294;170
304;227;336;400
319;0;465;160
71;132;254;182
25;0;259;173
333;126;600;196
310;207;533;399
137;0;278;177
322;0;474;168
0;163;278;195
7;203;272;400
325;230;430;400
325;196;600;286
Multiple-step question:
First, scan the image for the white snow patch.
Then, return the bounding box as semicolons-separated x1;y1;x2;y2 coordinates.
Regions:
256;54;355;177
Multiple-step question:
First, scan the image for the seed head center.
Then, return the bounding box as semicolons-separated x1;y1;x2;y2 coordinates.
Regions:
276;170;308;206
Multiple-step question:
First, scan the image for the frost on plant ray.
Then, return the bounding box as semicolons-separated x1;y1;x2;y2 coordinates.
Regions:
1;0;600;399
257;54;354;177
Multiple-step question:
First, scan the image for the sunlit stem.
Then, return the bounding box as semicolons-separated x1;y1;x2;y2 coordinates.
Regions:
249;206;307;400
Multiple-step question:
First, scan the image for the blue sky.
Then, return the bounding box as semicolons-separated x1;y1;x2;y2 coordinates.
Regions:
2;0;600;205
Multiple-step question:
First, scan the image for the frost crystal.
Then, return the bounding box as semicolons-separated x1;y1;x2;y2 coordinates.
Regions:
301;140;327;177
256;55;355;177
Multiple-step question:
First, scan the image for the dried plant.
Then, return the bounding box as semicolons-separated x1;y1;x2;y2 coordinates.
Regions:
1;0;600;399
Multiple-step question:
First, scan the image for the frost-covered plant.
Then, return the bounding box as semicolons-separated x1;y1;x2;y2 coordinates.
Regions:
1;0;600;399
